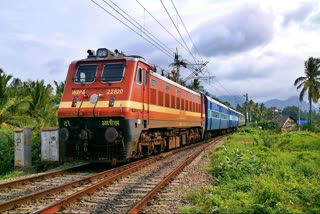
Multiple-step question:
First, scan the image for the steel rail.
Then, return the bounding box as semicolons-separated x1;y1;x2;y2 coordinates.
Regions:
31;156;162;214
0;163;89;190
128;137;222;214
31;142;205;213
0;139;216;213
0;158;150;213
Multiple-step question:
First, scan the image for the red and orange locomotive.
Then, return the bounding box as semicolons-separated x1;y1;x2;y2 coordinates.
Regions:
58;48;204;163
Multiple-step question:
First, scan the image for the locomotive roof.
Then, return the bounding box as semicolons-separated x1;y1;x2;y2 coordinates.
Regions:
72;55;148;64
150;71;201;97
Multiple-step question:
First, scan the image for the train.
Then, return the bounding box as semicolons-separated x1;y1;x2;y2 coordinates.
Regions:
57;48;245;164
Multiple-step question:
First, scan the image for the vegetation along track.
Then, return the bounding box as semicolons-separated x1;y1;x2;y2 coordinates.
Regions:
0;136;223;213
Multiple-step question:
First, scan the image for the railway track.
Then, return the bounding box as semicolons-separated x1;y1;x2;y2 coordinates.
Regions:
0;163;91;200
0;136;223;213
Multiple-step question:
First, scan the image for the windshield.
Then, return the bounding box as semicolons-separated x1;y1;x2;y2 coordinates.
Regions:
74;64;97;83
101;63;125;82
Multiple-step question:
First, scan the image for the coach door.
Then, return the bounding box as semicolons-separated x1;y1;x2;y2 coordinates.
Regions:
137;63;149;128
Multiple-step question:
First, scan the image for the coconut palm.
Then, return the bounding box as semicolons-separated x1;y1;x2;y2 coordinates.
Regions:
53;80;65;104
294;57;320;126
0;69;32;128
188;79;204;93
26;80;58;126
253;103;268;121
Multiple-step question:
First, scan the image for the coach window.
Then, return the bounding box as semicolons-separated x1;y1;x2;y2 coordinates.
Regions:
101;63;125;83
136;67;142;84
74;64;97;83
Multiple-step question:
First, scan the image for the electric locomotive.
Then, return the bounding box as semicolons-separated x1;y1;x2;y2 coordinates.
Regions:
57;48;204;164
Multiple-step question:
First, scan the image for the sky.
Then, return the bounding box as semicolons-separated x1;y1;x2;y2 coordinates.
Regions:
1;0;320;104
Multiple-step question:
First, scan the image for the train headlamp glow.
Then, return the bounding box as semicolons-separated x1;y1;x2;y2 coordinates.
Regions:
105;127;118;143
97;48;109;58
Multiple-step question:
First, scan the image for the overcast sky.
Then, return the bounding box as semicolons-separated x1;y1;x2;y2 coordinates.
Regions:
1;0;320;104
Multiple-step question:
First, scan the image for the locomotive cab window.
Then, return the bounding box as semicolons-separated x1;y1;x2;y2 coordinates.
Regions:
74;64;97;83
136;67;142;84
101;63;125;82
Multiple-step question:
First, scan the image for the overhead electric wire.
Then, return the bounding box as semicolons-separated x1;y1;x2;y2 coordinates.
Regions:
169;0;204;62
214;78;243;106
108;0;175;57
160;0;200;65
90;0;174;59
101;0;174;58
136;0;191;56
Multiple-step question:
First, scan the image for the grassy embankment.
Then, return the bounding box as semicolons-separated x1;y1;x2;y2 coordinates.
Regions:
180;128;320;213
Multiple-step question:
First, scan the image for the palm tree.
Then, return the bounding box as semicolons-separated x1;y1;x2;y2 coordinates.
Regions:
26;80;57;126
187;79;204;93
0;69;32;128
53;80;65;104
294;57;320;126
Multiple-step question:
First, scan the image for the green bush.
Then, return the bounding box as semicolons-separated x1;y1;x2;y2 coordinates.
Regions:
0;129;14;175
258;120;280;131
181;130;320;213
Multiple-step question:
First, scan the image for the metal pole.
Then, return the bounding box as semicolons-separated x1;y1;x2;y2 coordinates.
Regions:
298;101;301;131
244;93;249;123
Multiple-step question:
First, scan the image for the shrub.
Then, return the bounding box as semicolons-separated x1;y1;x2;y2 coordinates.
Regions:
258;120;280;131
182;130;320;213
0;129;14;175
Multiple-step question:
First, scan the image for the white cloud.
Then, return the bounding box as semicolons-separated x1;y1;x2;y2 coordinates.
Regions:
191;4;275;57
0;0;319;103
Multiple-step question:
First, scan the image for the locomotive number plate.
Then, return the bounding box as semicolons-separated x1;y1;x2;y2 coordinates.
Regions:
106;89;123;95
72;89;86;95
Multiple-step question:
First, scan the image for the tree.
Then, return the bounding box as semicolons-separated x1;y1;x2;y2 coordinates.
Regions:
0;69;31;128
187;79;204;93
282;106;299;121
255;103;268;121
53;80;65;104
294;57;320;126
25;80;57;126
222;101;231;108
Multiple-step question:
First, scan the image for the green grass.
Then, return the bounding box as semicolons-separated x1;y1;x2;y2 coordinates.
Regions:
180;128;320;214
0;171;27;180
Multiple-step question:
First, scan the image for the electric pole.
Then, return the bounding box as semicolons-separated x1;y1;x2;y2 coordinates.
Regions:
243;93;249;123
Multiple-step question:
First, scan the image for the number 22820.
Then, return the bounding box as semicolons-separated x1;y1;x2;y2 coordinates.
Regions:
106;89;123;94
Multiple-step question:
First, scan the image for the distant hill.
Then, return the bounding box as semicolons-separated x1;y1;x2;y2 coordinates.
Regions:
264;96;316;112
218;95;316;112
218;95;246;108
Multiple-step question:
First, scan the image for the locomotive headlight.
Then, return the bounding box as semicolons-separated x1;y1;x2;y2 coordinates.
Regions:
97;48;108;58
105;127;118;143
90;94;99;104
59;128;69;143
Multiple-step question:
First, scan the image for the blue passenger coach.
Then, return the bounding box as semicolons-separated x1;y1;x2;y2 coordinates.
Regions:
204;95;229;134
203;94;245;138
229;108;239;128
